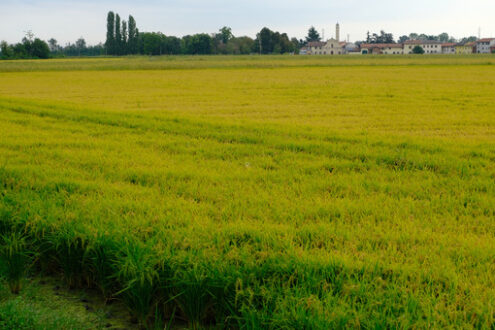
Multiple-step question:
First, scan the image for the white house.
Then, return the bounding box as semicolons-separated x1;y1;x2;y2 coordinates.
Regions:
441;43;456;54
475;38;495;54
403;40;442;54
360;43;403;55
305;39;345;55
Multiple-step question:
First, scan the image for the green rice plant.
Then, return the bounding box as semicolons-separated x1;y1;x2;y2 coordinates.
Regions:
114;239;159;327
1;56;495;328
0;232;34;294
172;264;216;330
50;226;89;289
84;234;119;300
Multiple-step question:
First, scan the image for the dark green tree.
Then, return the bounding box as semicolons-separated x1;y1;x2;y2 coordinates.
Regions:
225;36;254;54
48;38;59;53
257;27;274;54
438;33;450;42
128;15;138;54
0;41;14;59
412;45;425;54
161;36;181;54
370;30;394;43
105;11;115;55
460;36;477;43
219;26;233;44
291;37;301;54
75;37;86;56
409;33;419;40
181;34;213;54
31;38;50;58
306;26;321;42
122;20;128;54
115;14;121;55
142;32;163;55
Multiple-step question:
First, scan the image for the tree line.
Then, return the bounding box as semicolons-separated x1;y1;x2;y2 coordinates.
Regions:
0;31;50;60
0;12;484;60
105;11;300;55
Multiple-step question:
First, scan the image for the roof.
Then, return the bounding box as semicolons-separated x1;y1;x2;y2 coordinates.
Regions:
306;41;325;47
360;43;402;49
404;40;442;45
441;43;456;47
477;38;495;43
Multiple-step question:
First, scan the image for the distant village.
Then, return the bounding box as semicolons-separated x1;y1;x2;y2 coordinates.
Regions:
301;24;495;55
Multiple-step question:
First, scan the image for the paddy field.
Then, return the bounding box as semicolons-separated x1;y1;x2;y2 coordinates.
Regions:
0;55;495;328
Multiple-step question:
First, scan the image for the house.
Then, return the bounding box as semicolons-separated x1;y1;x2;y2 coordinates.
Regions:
491;45;495;54
360;43;403;55
441;43;456;54
304;39;345;55
343;42;360;55
403;40;442;54
455;42;475;54
300;23;346;55
475;38;495;53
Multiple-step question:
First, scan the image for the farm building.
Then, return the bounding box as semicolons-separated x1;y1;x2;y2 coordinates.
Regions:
403;40;442;54
441;43;456;54
360;43;403;55
475;38;495;53
456;42;475;54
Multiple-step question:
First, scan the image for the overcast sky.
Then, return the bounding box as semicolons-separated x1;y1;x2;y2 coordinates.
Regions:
1;0;495;45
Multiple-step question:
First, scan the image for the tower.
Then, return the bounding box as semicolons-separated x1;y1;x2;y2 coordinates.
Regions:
336;23;340;42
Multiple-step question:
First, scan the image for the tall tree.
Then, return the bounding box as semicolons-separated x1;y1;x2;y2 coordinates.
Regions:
128;15;138;54
370;30;395;44
306;26;321;42
219;26;233;44
115;14;121;55
105;11;115;55
48;38;58;52
409;33;419;40
75;37;86;56
438;33;450;42
0;41;14;59
122;20;128;54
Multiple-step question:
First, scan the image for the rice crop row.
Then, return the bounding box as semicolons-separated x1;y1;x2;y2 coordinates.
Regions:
0;56;494;328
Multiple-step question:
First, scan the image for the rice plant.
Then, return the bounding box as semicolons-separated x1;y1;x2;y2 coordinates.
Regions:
0;232;34;294
51;227;89;289
0;56;494;328
114;239;159;327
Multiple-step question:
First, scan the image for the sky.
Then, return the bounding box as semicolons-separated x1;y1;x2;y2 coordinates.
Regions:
1;0;495;45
